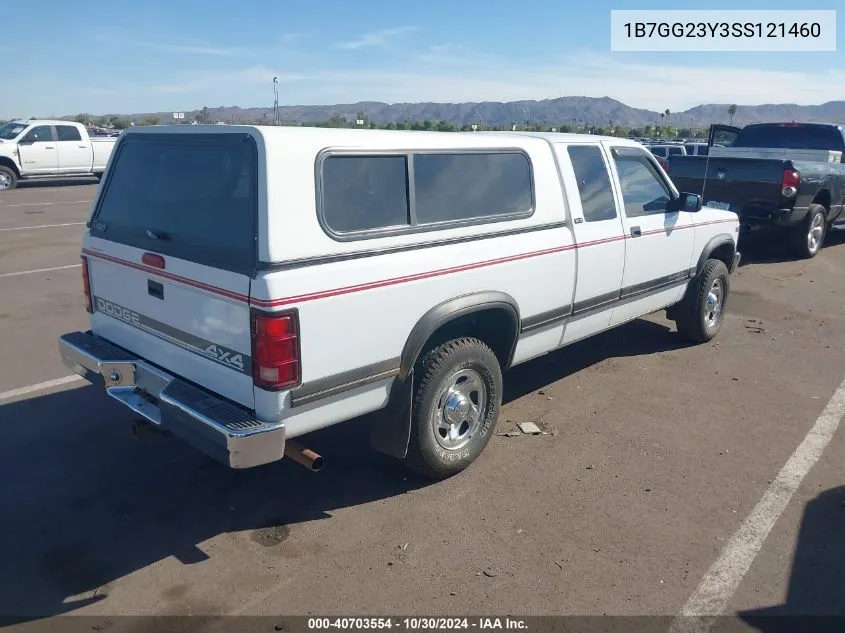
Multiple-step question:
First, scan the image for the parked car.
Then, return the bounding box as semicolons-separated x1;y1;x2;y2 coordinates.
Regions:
0;119;117;190
683;142;709;157
669;122;845;258
647;144;688;159
59;126;740;479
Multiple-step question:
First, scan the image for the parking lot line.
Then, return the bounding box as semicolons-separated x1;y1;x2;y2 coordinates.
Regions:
0;375;83;403
670;374;845;633
0;222;86;232
0;200;91;208
0;264;81;279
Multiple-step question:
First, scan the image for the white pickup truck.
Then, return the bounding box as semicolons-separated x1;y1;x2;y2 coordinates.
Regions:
59;125;740;479
0;119;117;190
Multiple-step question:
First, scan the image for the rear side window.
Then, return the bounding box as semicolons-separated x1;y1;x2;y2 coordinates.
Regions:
57;125;82;141
92;133;257;273
413;153;533;224
668;146;685;156
319;150;534;237
650;147;667;157
566;145;617;222
320;155;410;233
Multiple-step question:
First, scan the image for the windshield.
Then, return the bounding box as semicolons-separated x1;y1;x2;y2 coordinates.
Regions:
0;122;28;140
732;125;845;151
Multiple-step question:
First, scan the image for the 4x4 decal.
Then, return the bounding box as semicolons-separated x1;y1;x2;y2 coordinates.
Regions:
92;295;251;375
203;345;246;372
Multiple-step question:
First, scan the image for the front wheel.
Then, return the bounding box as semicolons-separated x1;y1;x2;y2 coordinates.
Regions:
0;166;17;191
789;204;826;259
403;337;502;479
674;259;731;344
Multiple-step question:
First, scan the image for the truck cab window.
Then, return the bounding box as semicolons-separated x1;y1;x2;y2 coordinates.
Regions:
22;126;54;143
567;145;617;222
57;126;82;142
613;154;672;218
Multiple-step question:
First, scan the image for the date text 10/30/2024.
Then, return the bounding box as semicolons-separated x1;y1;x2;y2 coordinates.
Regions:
307;618;528;630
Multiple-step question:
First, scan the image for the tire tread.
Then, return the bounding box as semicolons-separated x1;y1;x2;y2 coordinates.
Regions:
788;204;826;259
675;259;730;344
0;165;17;191
403;337;499;479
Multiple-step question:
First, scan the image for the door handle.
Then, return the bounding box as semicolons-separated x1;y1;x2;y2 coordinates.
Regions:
630;226;642;237
78;145;87;148
44;146;54;149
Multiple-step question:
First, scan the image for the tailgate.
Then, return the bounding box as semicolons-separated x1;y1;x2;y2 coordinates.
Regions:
671;157;789;213
91;137;115;170
83;130;258;408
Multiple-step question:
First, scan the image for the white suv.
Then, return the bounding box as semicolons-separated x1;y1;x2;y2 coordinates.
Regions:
59;126;740;478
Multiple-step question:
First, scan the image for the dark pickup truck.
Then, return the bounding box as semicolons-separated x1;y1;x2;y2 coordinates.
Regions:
668;122;845;258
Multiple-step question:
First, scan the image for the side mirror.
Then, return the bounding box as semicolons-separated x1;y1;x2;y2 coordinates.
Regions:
18;137;35;145
669;192;702;213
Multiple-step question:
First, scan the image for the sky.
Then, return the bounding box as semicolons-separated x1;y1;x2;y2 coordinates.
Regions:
3;0;844;118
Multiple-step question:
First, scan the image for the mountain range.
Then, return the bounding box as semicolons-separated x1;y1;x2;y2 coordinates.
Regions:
89;96;845;128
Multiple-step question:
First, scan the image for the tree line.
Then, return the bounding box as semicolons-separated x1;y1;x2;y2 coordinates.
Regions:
4;104;738;137
52;110;709;139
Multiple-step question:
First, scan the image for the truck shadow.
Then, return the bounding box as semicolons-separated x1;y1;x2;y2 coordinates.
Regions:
14;178;99;190
0;318;684;619
503;317;687;404
737;227;845;265
737;486;845;632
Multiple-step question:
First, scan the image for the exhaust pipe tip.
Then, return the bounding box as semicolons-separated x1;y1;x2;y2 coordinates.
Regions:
284;439;324;472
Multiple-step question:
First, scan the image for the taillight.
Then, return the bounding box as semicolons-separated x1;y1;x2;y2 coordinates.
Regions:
251;310;300;390
81;255;92;313
781;168;800;197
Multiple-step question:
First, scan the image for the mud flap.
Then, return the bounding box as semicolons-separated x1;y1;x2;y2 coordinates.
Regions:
368;372;413;460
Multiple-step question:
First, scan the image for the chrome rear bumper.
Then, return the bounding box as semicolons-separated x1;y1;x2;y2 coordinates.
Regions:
58;330;285;469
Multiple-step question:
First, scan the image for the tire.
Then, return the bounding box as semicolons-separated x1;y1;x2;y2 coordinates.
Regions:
0;165;17;191
674;259;731;344
789;204;826;259
403;337;503;479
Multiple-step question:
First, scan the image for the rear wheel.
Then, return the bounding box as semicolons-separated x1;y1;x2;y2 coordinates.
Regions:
674;259;731;344
789;204;826;259
403;337;502;479
0;166;17;191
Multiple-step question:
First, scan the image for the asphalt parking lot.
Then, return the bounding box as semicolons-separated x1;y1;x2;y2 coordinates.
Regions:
1;182;844;631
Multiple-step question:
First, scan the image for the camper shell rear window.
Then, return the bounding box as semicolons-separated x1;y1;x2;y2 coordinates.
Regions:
90;133;258;275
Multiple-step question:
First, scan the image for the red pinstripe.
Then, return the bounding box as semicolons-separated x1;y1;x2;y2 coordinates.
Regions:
82;248;249;303
82;219;737;308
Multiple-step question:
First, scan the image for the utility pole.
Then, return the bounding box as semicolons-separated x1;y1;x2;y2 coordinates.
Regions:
272;76;280;125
